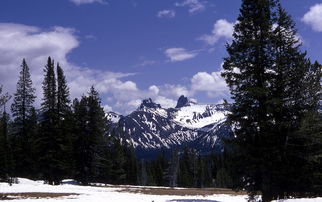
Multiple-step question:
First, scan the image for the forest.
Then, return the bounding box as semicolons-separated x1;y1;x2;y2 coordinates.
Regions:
0;0;321;201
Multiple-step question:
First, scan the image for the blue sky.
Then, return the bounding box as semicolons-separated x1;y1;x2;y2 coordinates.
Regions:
0;0;321;114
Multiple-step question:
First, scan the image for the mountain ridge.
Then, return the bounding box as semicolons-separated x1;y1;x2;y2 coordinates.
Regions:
106;96;231;158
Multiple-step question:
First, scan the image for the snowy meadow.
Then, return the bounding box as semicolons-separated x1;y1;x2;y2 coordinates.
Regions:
1;179;322;202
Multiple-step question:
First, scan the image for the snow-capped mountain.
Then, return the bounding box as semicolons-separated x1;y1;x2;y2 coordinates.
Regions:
106;111;122;123
107;96;231;157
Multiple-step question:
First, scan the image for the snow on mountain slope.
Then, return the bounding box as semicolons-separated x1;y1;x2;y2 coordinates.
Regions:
107;96;232;157
106;111;122;123
173;104;227;129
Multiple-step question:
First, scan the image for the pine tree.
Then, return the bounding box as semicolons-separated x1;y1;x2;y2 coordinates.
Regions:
222;0;321;200
124;146;138;185
109;138;126;184
72;97;90;184
178;147;197;187
56;63;74;178
165;150;179;187
38;57;62;185
25;107;38;178
0;86;10;108
0;86;12;183
267;5;321;197
73;87;108;185
57;63;71;117
138;159;148;186
222;0;276;200
10;59;36;178
41;57;56;117
0;109;13;183
152;151;167;186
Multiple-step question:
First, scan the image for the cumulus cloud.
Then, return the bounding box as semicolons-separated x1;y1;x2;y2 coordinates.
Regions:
0;23;229;115
165;48;199;62
103;104;113;112
149;85;160;95
0;23;140;113
0;23;78;102
175;0;205;14
191;71;229;97
154;96;177;109
70;0;107;5
158;84;190;98
302;3;322;32
157;10;176;18
199;19;234;45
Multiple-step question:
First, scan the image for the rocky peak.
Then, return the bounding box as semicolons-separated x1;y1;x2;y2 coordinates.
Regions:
106;111;122;123
175;95;196;108
138;98;161;110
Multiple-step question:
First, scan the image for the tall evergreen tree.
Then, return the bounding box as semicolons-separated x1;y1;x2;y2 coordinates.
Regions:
0;86;12;183
10;59;36;177
109;138;126;184
123;147;138;185
73;87;108;185
56;63;71;117
0;108;13;183
56;63;74;177
72;97;89;184
0;85;10;108
222;0;276;200
38;57;63;185
267;4;321;197
222;0;321;200
165;150;179;187
41;57;56;116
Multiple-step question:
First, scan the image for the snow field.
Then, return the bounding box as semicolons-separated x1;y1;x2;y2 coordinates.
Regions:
1;179;321;202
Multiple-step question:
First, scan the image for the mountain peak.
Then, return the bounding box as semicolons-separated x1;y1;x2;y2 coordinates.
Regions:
175;95;196;108
139;98;161;110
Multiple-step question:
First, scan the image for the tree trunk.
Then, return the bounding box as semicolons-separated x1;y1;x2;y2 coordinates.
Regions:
262;191;273;202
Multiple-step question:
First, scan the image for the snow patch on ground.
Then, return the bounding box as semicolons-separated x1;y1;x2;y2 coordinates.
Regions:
0;178;247;202
1;178;321;202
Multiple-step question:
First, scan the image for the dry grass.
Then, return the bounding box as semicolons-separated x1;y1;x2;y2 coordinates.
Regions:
0;192;79;200
91;183;246;196
117;187;246;196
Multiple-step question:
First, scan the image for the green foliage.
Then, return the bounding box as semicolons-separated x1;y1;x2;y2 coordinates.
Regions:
72;86;108;185
222;0;321;200
0;110;13;183
10;59;37;178
38;57;73;185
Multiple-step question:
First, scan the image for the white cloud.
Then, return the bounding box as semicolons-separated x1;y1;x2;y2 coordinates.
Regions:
70;0;107;5
157;10;176;18
0;23;78;103
175;0;205;14
0;23;140;114
302;3;322;32
154;96;177;109
103;104;113;112
159;84;190;98
149;85;160;95
136;60;157;67
191;71;229;97
199;19;234;45
165;48;198;62
0;23;230;115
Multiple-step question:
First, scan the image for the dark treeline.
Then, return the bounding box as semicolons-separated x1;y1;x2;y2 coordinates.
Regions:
0;0;321;201
136;148;233;188
222;0;322;201
0;57;232;188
